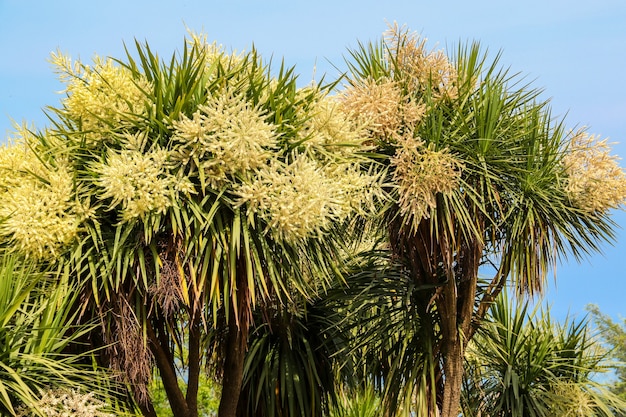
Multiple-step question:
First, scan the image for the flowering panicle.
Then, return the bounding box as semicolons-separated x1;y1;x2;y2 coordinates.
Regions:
50;52;151;143
0;170;80;259
171;92;278;186
0;135;81;259
392;136;463;229
385;23;459;101
339;78;425;144
17;388;114;417
0;140;38;191
563;130;626;214
298;95;368;154
235;155;379;243
95;148;193;221
187;31;245;72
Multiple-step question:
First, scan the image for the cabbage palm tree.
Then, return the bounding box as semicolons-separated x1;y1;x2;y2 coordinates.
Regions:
340;24;626;416
0;34;380;417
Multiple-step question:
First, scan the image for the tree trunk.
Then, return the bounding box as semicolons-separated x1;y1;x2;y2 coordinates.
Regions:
137;396;158;417
186;313;202;417
147;319;192;417
217;313;247;417
218;255;251;417
437;272;463;417
440;339;464;417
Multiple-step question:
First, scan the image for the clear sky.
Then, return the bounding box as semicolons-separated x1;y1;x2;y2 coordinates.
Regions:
1;0;625;321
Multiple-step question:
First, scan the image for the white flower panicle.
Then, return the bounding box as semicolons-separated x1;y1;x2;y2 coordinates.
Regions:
171;92;278;186
50;52;151;142
392;136;463;229
95;148;193;221
563;130;626;214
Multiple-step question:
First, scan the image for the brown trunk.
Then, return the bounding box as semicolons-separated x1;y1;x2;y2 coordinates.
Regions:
440;339;464;417
186;313;201;417
437;263;462;417
436;225;483;417
217;313;247;417
218;255;251;417
147;320;192;417
137;397;158;417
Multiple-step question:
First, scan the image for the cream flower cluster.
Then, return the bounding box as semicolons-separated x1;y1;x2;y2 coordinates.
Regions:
392;136;463;229
339;78;425;144
95;148;193;221
51;52;151;143
0;137;80;259
563;130;626;214
385;23;459;101
171;92;277;186
236;155;377;243
17;388;114;417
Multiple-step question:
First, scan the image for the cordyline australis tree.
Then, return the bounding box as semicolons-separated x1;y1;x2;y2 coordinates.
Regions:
0;34;381;417
338;24;626;417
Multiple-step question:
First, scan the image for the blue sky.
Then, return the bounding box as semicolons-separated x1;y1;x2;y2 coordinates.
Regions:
1;0;625;320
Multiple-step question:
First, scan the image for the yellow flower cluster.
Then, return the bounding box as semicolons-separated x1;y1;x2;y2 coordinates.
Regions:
563;130;626;214
339;78;425;144
51;52;151;143
392;136;463;229
0;139;80;259
236;155;379;243
171;92;277;186
0;140;38;191
95;148;193;221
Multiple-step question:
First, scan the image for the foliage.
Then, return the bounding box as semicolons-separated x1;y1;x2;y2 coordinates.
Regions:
238;295;341;417
0;255;126;416
462;293;626;417
328;385;384;417
150;373;219;417
321;249;441;416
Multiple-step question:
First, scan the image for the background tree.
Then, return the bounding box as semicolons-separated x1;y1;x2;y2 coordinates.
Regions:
462;293;626;417
0;34;381;417
339;24;626;416
588;304;626;410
